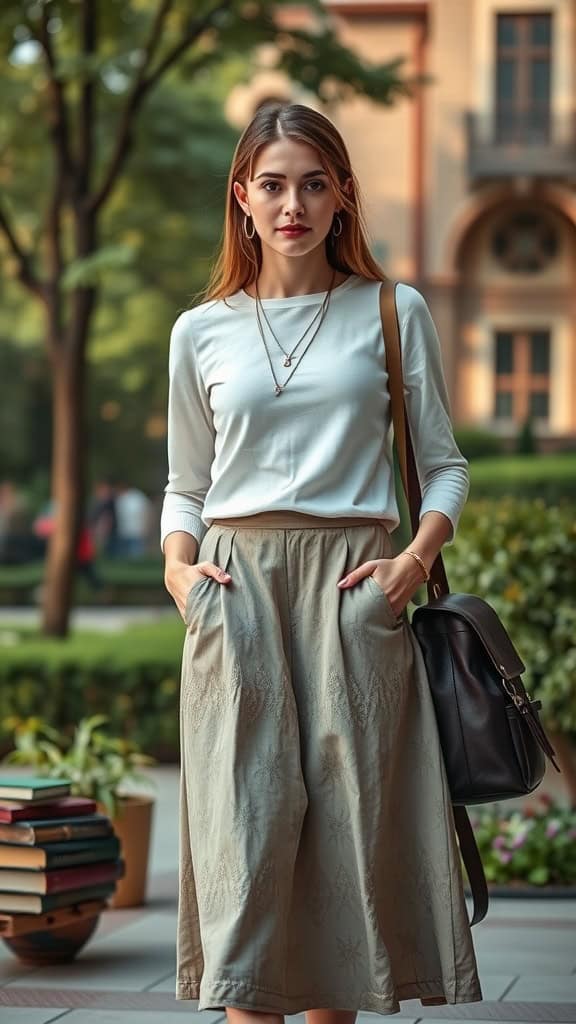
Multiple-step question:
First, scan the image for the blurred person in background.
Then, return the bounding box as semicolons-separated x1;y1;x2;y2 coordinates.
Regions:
114;483;152;559
89;479;118;558
0;480;33;564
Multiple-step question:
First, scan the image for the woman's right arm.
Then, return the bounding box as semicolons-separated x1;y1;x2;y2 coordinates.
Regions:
161;313;230;621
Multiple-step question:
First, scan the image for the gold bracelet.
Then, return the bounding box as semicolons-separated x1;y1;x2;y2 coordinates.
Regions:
404;549;430;582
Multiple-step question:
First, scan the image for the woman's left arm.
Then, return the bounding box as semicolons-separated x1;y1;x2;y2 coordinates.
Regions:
387;287;470;610
338;286;468;614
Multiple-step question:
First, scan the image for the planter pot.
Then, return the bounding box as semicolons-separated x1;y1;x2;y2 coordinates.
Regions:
2;913;100;964
97;794;155;908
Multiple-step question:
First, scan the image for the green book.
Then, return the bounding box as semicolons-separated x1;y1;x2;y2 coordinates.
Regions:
0;778;72;802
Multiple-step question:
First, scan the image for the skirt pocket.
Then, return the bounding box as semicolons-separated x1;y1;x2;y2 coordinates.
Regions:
365;572;404;629
185;527;237;631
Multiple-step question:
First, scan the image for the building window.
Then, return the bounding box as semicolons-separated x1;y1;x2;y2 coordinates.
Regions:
492;211;559;273
495;13;552;143
494;329;551;422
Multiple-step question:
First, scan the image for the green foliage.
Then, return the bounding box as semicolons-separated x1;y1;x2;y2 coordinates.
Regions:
61;245;137;290
516;417;537;455
2;714;157;818
444;499;576;731
468;454;576;501
0;620;184;759
469;797;576;886
453;428;503;461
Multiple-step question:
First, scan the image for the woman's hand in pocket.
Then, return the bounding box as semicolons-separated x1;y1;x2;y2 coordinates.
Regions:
164;560;232;623
337;554;424;617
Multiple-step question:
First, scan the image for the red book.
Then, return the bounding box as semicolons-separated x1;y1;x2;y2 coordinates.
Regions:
0;858;124;894
0;797;97;823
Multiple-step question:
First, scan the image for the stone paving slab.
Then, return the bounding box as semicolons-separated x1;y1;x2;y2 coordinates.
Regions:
504;977;576;1003
0;1011;70;1024
3;914;176;992
475;949;576;977
62;1011;225;1023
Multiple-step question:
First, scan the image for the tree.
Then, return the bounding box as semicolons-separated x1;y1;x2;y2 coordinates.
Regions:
0;0;413;636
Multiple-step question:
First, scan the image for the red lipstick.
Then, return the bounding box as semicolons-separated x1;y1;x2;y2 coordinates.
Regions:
278;226;310;237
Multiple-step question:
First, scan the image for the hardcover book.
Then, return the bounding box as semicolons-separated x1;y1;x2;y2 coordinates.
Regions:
0;797;97;823
0;836;120;870
0;858;124;894
0;778;72;801
0;813;112;845
0;881;117;914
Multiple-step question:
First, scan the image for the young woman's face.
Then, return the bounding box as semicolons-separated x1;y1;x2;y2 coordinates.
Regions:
233;137;345;256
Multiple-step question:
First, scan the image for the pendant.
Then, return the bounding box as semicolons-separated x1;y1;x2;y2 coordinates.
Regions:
283;356;292;367
274;384;283;396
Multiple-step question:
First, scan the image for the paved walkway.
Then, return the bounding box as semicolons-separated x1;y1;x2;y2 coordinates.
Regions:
0;606;174;633
1;768;575;1024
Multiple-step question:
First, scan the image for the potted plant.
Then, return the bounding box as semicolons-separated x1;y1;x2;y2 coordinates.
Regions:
3;714;157;908
468;795;576;894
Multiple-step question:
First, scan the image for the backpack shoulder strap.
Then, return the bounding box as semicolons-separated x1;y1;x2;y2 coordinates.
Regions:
378;279;450;598
379;279;488;927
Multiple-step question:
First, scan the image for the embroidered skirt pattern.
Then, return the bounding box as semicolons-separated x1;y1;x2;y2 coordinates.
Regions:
176;516;482;1013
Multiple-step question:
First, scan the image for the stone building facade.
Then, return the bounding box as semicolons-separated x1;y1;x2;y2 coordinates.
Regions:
227;0;576;446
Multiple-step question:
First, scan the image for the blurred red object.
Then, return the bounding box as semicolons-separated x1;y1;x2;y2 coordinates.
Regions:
33;512;95;563
76;527;95;564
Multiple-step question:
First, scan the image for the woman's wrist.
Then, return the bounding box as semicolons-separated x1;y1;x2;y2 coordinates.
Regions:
163;530;199;568
398;549;430;584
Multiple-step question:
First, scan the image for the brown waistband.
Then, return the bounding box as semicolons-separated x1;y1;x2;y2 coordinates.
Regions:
209;511;388;531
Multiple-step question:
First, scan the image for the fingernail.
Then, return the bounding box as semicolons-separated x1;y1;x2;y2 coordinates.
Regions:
219;571;231;580
338;577;348;587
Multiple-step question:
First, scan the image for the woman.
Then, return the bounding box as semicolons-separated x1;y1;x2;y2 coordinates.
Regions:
162;103;482;1019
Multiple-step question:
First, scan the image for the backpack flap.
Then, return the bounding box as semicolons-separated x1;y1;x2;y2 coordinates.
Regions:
411;593;525;681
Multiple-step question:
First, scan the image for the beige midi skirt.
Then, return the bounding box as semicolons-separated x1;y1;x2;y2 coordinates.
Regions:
176;513;482;1014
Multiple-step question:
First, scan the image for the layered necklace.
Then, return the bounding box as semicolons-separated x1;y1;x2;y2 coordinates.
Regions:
254;269;336;397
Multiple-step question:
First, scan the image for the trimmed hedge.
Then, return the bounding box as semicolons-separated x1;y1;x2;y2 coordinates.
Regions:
468;454;576;501
0;558;168;607
0;620;184;760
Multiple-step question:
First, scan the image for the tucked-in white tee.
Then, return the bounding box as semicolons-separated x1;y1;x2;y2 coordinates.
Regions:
160;275;469;551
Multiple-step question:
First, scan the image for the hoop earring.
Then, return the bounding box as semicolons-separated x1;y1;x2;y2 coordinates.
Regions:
244;215;256;240
332;213;343;238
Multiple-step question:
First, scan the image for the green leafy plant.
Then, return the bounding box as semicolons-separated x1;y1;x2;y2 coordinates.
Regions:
444;498;576;733
2;714;156;818
469;796;576;886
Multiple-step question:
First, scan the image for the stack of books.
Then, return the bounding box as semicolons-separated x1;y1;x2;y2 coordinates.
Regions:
0;776;124;915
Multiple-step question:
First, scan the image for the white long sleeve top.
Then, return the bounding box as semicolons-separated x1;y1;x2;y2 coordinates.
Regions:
160;276;469;551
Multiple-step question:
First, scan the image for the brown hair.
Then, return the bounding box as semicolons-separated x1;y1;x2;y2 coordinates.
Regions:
198;103;386;303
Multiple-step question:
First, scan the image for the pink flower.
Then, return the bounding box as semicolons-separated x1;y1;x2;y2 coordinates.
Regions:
511;834;527;849
545;820;561;839
498;851;513;864
492;835;506;850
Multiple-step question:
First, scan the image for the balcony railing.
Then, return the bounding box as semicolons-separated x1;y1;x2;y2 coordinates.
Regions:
466;111;576;182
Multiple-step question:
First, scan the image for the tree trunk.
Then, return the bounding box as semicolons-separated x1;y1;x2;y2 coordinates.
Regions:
42;345;86;637
42;275;96;637
548;731;576;808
